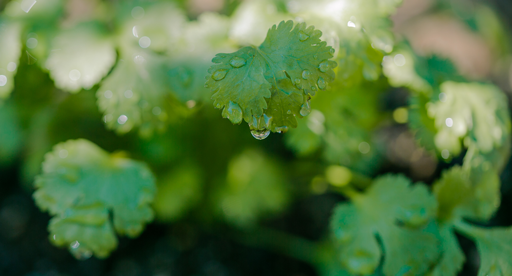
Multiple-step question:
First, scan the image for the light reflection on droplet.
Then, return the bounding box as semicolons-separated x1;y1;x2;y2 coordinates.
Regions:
441;149;450;159
7;62;17;72
26;38;38;49
53;235;56;240
131;6;145;19
20;0;37;13
124;90;133;98
69;69;81;81
152;106;161;115
132;26;139;38
103;114;112;123
134;55;145;65
0;75;7;87
347;21;356;28
58;149;68;158
71;241;80;249
445;118;453;127
139;36;151;48
104;90;112;99
186;100;196;108
358;142;371;154
394;54;406;66
117;115;128;124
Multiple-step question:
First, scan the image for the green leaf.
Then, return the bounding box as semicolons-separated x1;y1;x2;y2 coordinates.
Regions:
433;165;500;223
33;139;156;258
330;174;440;276
213;149;289;227
0;20;22;101
206;20;337;133
0;103;23;165
382;47;432;93
45;23;116;93
153;164;202;222
427;226;465;276
409;81;511;159
4;0;63;22
455;223;512;276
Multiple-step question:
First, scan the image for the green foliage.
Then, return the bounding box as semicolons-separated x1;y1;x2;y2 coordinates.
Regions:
330;175;439;275
33;139;156;258
0;20;22;101
206;20;337;133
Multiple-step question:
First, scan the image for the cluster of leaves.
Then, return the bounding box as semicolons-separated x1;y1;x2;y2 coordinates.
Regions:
1;0;512;275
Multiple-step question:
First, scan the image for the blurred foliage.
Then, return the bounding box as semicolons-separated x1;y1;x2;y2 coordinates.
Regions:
0;0;512;275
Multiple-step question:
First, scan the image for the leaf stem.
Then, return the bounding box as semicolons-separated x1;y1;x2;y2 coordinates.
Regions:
453;220;484;239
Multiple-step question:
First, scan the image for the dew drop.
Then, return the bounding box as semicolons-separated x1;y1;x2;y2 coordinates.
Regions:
139;36;151;48
287;110;292;114
302;70;311;80
251;129;270;140
229;57;246;68
263;114;272;127
314;55;318;59
212;69;228;81
7;62;17;72
69;69;81;81
223;101;243;124
300;99;311;117
329;48;335;55
117;115;128;124
311;86;317;91
319;61;330;72
69;241;92;261
299;31;309;42
275;126;289;133
317;77;326;90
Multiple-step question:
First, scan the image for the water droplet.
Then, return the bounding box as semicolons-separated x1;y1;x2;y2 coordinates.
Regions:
347;21;356;28
212;69;228;81
251;129;270;140
287;110;292;114
311;86;317;91
186;100;196;108
230;57;246;68
445;118;453;127
69;69;81;81
394;54;406;66
319;61;330;72
441;149;450;159
313;55;318;59
275;126;289;133
299;31;309;42
134;55;145;64
317;77;326;90
0;75;7;87
329;48;335;55
7;62;17;72
104;90;112;99
263;114;272;127
69;241;92;261
117;115;128;125
132;26;138;38
302;70;311;80
223;101;243;124
300;100;311;116
139;36;151;48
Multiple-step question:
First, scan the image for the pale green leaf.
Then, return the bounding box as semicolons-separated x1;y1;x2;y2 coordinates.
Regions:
409;81;511;159
153;164;202;222
206;20;337;133
33;139;156;258
46;23;116;92
214;149;289;227
4;0;63;21
330;174;440;276
456;223;512;276
0;20;22;101
433;165;500;223
382;48;432;93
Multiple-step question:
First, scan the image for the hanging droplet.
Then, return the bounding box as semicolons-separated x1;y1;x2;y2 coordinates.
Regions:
299;31;309;42
275;126;289;133
302;70;311;80
317;77;326;90
69;241;92;261
251;129;270;140
230;57;246;68
300;100;311;117
222;101;243;124
263;114;272;128
212;69;228;81
319;60;330;72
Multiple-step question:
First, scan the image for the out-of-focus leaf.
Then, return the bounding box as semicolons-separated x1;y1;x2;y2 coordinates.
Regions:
4;0;63;22
382;48;432;93
214;149;289;227
433;165;500;223
46;23;116;93
409;82;511;160
330;174;439;275
153;164;202;222
207;20;336;133
0;20;22;101
33;139;156;258
427;225;465;276
456;223;512;276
